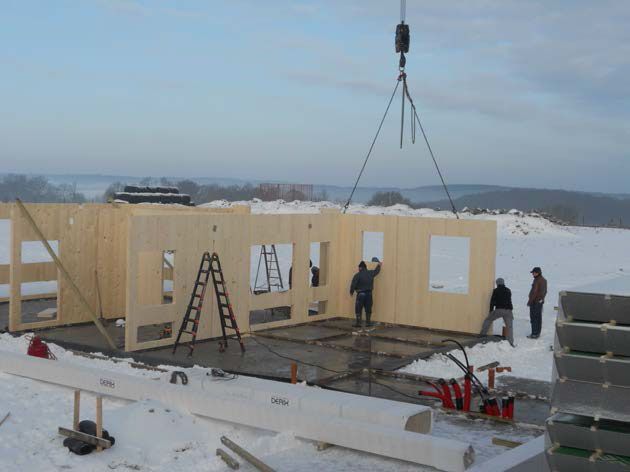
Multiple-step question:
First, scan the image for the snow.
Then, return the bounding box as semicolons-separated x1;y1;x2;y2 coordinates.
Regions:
0;333;536;471
3;199;630;470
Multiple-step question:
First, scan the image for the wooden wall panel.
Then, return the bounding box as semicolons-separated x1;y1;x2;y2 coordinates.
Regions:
3;202;496;349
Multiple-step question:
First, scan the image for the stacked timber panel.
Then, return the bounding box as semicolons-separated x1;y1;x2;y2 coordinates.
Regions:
546;289;630;471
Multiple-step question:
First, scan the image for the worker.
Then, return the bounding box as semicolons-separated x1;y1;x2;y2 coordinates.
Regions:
527;266;547;339
350;258;382;328
288;260;312;289
311;266;320;287
479;278;514;347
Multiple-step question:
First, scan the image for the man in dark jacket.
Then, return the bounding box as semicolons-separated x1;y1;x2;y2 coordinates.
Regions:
527;266;547;339
350;259;382;327
311;266;320;287
479;278;515;346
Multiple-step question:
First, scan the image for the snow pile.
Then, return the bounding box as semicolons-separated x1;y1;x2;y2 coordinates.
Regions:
400;339;553;382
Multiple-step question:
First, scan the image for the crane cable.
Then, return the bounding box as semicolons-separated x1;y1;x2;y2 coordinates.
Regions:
343;0;459;218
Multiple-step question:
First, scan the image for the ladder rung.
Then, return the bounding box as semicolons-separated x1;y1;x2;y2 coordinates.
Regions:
181;330;196;335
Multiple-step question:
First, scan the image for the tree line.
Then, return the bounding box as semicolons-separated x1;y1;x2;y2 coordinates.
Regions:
0;174;86;203
103;178;329;204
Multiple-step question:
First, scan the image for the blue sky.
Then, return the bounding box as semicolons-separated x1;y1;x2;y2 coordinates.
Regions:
1;1;629;192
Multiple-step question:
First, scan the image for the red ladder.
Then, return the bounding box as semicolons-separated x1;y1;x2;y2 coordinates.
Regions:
172;252;212;356
209;252;245;353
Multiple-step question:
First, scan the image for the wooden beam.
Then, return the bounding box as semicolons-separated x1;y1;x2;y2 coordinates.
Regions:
492;437;524;449
15;199;116;350
221;436;276;472
73;390;80;430
96;396;103;452
216;448;240;470
58;427;112;449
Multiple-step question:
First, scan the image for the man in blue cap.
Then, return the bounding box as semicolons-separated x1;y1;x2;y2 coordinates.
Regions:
350;258;382;328
527;266;547;339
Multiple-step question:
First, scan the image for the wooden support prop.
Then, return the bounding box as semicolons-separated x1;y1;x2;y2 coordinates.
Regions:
0;412;10;428
476;361;500;372
73;390;80;430
220;436;275;472
58;427;112;449
60;389;111;450
492;437;523;449
290;362;298;384
216;448;240;469
488;368;495;390
15;199;116;350
95;269;104;319
96;396;103;452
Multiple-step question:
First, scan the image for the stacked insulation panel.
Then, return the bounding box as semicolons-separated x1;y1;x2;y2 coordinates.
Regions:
547;281;630;471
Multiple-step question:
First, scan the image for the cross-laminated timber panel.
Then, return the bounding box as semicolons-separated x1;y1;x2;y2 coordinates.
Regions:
124;210;496;351
334;214;496;333
124;212;341;351
6;203;130;332
1;202;241;334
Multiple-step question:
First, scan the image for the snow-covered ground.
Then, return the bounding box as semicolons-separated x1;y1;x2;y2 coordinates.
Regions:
0;333;537;471
3;199;630;470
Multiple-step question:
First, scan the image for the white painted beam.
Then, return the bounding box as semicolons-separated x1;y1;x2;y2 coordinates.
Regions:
0;350;474;471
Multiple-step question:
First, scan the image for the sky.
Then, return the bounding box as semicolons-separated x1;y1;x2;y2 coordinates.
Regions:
1;1;629;192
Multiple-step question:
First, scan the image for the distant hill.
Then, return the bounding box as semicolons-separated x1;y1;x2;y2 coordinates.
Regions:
0;173;507;202
313;184;506;204
420;188;630;226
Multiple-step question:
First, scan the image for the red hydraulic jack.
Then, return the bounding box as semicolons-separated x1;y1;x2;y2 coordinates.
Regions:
418;339;516;420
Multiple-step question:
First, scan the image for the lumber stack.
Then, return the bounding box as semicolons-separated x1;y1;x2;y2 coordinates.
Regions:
547;287;630;470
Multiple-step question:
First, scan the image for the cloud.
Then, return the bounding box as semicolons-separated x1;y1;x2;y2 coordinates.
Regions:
288;71;393;96
95;0;205;19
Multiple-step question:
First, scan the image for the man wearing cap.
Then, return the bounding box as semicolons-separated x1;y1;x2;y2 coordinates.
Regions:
480;278;515;346
350;259;382;328
527;267;547;339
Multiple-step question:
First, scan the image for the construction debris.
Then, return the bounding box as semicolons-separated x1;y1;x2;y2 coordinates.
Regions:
220;436;275;472
216;447;240;469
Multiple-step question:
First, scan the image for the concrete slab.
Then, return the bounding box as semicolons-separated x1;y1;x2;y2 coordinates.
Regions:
318;318;356;331
370;326;478;345
0;299;57;327
256;324;346;341
496;376;552;400
327;335;436;359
